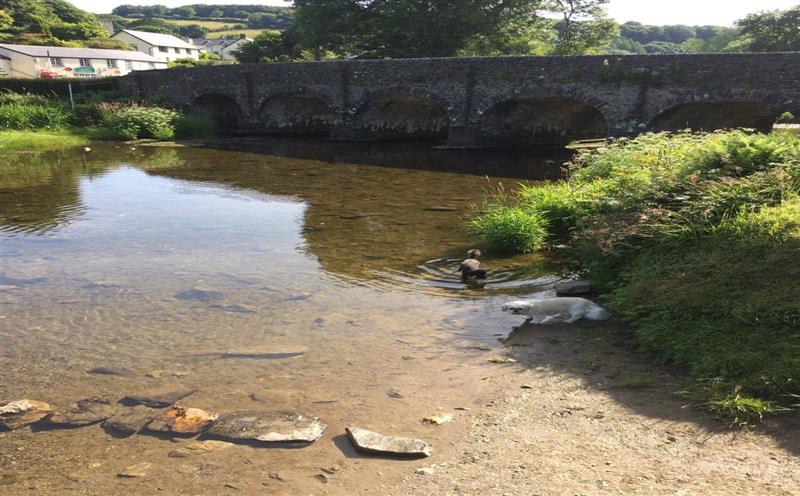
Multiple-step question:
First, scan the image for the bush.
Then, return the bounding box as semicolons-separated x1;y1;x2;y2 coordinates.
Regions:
777;111;797;124
174;115;216;139
101;105;177;140
469;206;548;254
469;130;800;422
0;100;69;129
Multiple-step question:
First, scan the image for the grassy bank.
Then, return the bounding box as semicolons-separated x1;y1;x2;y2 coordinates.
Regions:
0;129;89;151
471;130;800;424
0;92;216;152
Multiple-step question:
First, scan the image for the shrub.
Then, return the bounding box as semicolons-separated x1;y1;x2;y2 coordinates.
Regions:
777;111;796;124
0;101;69;129
469;206;548;254
101;105;177;140
174;114;216;139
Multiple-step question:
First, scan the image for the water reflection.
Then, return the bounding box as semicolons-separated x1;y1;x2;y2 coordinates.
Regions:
1;141;569;284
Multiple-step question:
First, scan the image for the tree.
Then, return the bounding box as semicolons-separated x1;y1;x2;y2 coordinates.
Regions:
737;5;800;52
170;6;195;19
233;29;303;63
546;0;617;54
663;25;695;44
177;24;208;39
293;0;546;59
0;9;13;31
209;8;224;18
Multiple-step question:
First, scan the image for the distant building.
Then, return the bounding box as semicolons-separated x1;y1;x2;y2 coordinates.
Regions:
111;29;201;62
0;44;167;79
192;34;252;60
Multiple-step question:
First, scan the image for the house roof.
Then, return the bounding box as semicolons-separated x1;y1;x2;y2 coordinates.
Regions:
192;38;251;49
0;44;163;63
114;29;199;50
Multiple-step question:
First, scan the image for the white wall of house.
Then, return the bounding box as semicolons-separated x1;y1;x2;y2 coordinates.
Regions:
220;38;251;60
0;58;11;78
113;31;200;63
0;46;167;79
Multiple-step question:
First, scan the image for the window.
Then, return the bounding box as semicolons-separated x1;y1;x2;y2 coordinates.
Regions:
176;48;183;55
79;58;90;67
125;60;133;71
159;46;168;53
50;57;63;67
106;59;117;68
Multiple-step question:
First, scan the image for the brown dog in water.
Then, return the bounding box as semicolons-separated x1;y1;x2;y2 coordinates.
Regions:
458;249;487;282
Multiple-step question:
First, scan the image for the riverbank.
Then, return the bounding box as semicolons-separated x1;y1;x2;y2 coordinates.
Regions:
470;130;800;424
0;129;90;151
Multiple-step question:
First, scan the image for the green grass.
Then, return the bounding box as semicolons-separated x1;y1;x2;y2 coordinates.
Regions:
164;19;237;29
0;129;89;151
206;28;270;38
470;130;800;424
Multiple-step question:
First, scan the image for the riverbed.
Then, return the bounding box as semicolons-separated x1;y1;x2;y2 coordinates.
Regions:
1;140;572;494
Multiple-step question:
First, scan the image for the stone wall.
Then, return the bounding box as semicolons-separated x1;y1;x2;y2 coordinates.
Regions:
120;53;800;146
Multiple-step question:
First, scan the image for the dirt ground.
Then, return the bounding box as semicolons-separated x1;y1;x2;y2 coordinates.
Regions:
397;321;800;496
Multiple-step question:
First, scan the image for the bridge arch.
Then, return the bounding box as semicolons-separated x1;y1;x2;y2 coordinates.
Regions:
348;88;452;141
257;91;332;135
647;92;787;133
477;94;609;147
189;93;243;131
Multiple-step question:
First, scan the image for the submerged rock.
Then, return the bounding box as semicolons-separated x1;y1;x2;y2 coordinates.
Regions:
101;407;154;435
88;366;137;377
554;280;592;296
146;406;218;435
422;413;453;425
0;399;52;430
122;387;198;408
49;397;115;426
168;440;233;458
175;288;224;302
345;427;432;458
207;411;326;443
117;462;151;478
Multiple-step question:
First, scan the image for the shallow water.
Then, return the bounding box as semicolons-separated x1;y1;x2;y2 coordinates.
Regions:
0;140;573;493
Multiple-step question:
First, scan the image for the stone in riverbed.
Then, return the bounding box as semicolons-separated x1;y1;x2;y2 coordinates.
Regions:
122;387;198;408
168;440;233;458
175;288;224;302
0;399;52;430
88;366;137;377
117;462;151;478
345;427;432;458
207;411;326;443
48;397;115;426
101;407;154;435
145;406;218;435
554;280;592;296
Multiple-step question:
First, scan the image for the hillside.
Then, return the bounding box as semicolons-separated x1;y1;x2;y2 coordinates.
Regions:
0;0;130;48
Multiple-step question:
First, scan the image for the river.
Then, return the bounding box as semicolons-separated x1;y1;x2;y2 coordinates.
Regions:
1;139;573;494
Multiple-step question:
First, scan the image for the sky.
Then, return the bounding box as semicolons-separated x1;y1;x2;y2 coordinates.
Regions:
73;0;797;26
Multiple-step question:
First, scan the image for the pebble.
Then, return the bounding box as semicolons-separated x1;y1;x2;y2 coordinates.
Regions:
415;467;435;476
87;367;137;377
488;356;517;364
422;413;453;425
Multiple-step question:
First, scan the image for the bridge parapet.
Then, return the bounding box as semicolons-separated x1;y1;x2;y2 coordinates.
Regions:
120;53;800;147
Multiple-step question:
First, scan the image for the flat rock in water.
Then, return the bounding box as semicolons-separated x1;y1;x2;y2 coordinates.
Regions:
345;427;432;458
168;440;233;458
207;411;326;443
88;366;137;377
175;288;224;302
424;206;458;212
102;407;155;435
146;406;218;435
49;397;115;426
122;387;198;408
554;280;592;296
0;399;52;430
118;462;151;478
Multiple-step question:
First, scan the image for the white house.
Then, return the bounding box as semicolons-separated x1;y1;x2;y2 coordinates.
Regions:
112;29;201;63
192;35;252;60
0;44;167;79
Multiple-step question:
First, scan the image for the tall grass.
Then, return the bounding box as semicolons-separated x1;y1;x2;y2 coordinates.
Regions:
0;92;69;129
470;130;800;424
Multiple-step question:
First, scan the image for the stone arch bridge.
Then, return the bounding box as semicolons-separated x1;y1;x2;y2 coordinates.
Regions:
120;53;800;147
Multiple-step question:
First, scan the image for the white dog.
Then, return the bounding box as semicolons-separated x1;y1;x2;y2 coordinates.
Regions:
502;297;611;325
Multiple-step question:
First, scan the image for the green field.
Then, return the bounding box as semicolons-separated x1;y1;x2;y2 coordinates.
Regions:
164;19;238;30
